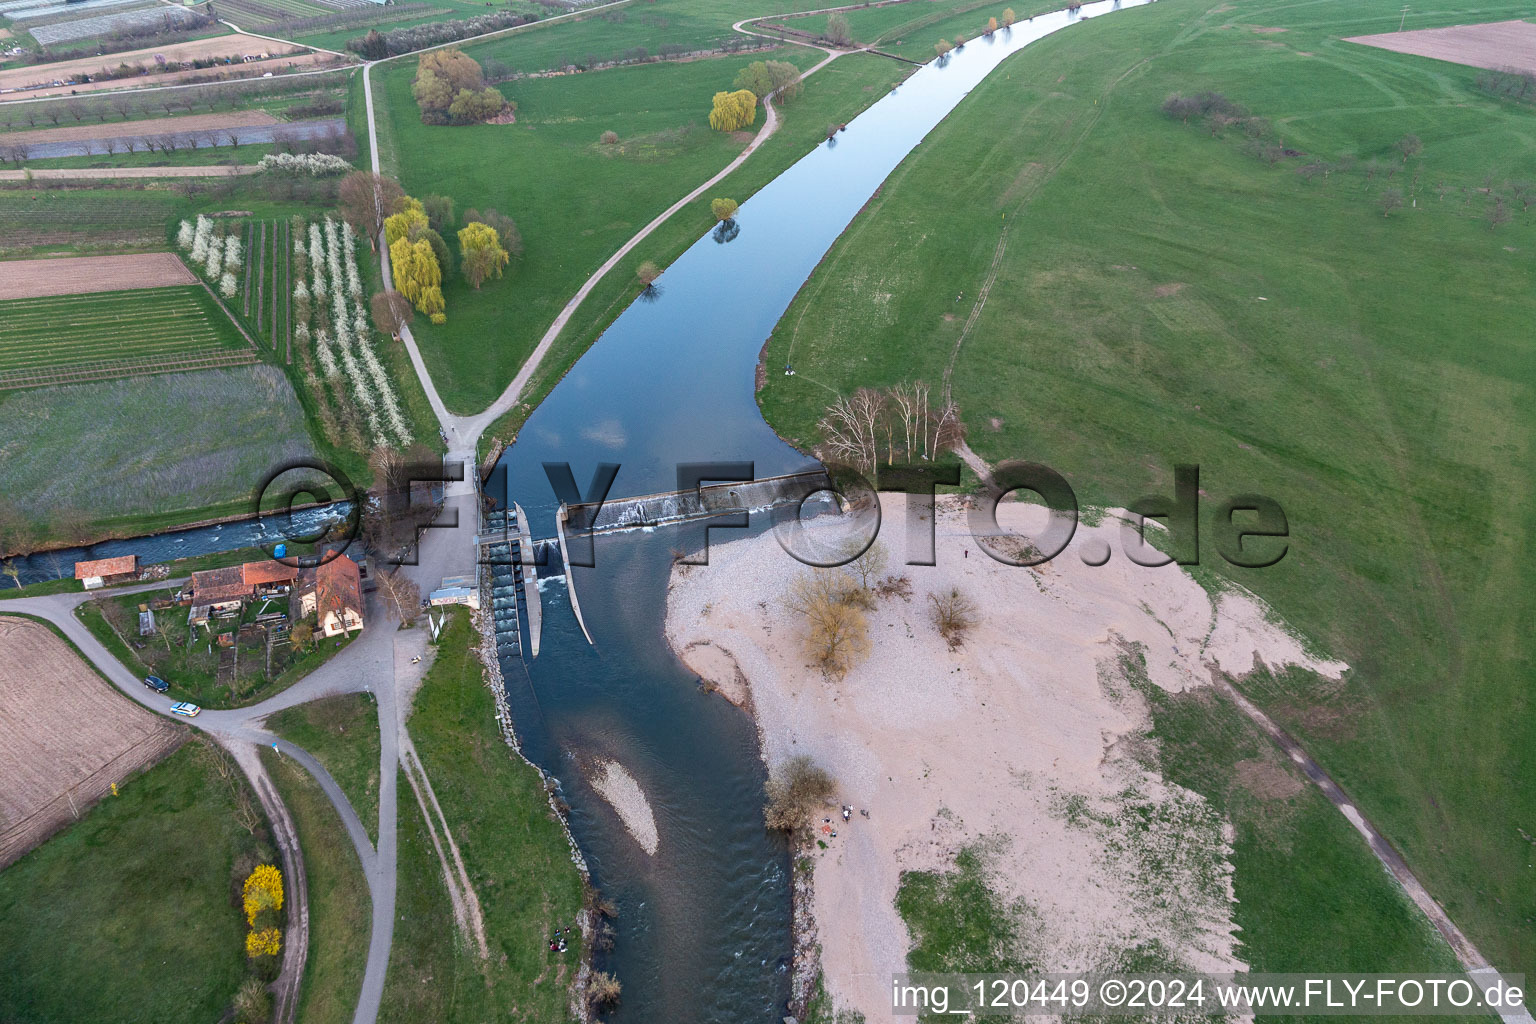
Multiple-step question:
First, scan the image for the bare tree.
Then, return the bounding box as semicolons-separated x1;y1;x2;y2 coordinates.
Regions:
53;507;92;546
377;569;421;622
841;538;888;594
0;499;33;557
1395;133;1422;163
587;972;622;1011
764;755;835;832
338;171;406;245
785;570;869;676
1510;180;1533;212
1488;197;1512;230
818;387;885;484
1379;187;1403;218
370;290;414;337
929;587;979;650
66;99;86;122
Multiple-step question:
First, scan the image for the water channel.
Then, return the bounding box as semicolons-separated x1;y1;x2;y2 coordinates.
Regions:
481;2;1151;1018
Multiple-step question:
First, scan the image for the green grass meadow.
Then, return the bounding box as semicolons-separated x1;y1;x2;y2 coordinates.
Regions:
269;693;382;842
0;741;261;1024
377;44;834;411
378;608;585;1024
261;746;371;1024
475;48;916;455
757;0;1536;981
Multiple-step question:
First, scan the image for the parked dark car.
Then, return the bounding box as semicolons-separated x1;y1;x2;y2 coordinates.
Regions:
143;675;169;693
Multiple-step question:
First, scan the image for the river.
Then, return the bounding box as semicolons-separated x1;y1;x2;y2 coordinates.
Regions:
481;1;1151;1019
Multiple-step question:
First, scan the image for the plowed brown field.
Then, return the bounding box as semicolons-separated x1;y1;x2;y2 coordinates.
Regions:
0;616;185;868
0;252;195;298
1345;20;1536;75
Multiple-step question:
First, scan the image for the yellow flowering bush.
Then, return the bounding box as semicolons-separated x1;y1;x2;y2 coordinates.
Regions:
245;928;282;959
242;864;284;926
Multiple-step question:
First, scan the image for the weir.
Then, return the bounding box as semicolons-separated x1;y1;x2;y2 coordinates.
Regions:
478;503;544;662
563;468;834;536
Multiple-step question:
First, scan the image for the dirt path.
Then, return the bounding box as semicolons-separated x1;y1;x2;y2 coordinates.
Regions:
399;732;490;958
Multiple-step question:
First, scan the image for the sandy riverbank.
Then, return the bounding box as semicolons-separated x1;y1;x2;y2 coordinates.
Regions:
665;495;1346;1021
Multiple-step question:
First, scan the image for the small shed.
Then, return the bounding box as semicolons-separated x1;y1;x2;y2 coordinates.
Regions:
74;555;138;590
429;586;480;610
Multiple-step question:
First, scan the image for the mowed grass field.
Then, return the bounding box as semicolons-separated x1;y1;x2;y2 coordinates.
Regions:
0;740;263;1024
788;0;1057;55
758;0;1536;981
261;747;370;1024
0;285;248;379
378;609;585;1024
377;43;829;412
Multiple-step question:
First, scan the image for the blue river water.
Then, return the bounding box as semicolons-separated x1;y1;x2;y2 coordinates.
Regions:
481;2;1151;1019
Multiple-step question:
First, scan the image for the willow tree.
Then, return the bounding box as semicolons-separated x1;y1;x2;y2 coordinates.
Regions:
458;221;510;288
708;89;757;132
1003;7;1016;25
390;236;446;323
384;199;428;246
710;197;739;222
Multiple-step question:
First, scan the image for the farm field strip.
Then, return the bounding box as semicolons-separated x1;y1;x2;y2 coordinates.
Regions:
0;252;193;297
29;4;202;46
0;349;259;389
0;285;249;377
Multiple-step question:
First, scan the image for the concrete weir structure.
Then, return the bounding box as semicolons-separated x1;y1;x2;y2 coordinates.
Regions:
563;468;835;535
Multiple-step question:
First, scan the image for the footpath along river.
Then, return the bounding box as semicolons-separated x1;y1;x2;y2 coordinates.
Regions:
479;1;1155;1019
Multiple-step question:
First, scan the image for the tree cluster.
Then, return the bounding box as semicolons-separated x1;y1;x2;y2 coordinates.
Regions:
817;380;965;488
458;221;511;288
1475;68;1536;105
348;9;536;58
462;207;524;258
732;59;803;102
708;88;758;132
412;48;511;126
